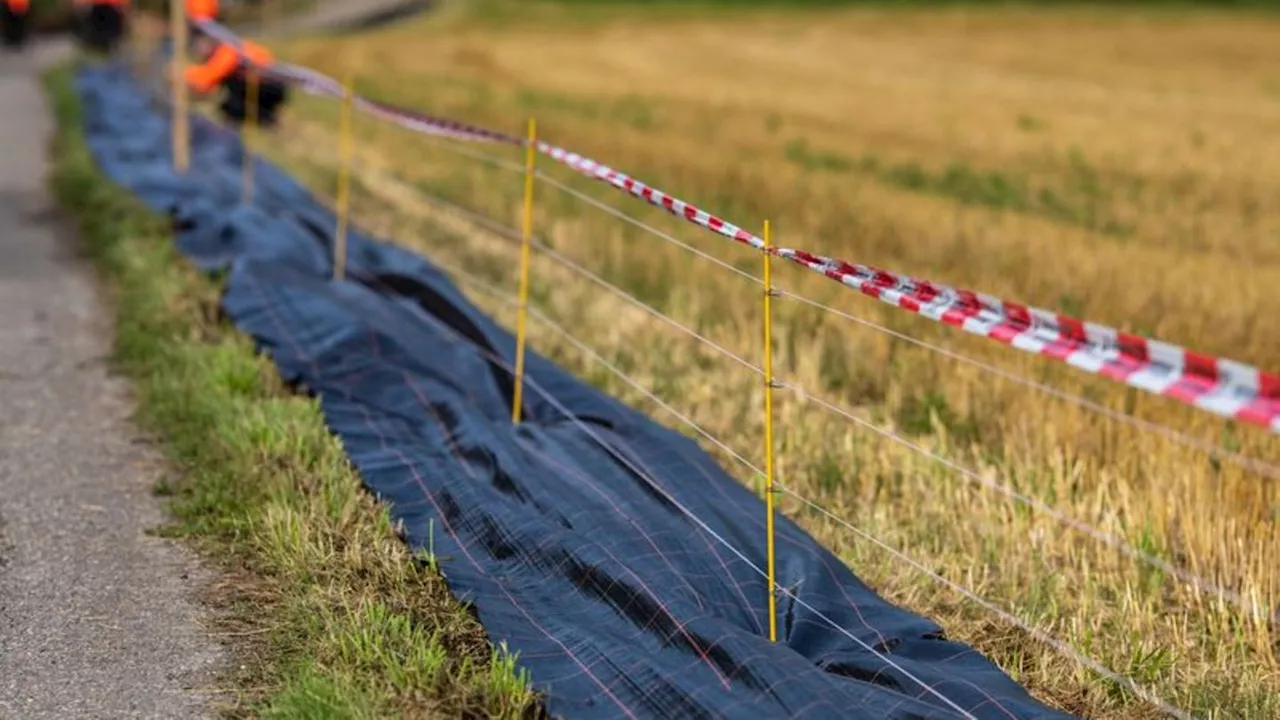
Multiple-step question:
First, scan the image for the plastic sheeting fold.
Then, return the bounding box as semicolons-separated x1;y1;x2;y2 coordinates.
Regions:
74;63;1075;720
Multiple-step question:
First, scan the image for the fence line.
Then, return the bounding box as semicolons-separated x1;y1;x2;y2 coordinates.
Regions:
185;15;1280;437
308;135;1260;605
260;100;1263;625
135;20;1271;714
394;126;1280;480
386;124;1277;480
414;244;1195;720
336;151;1256;626
393;130;1279;481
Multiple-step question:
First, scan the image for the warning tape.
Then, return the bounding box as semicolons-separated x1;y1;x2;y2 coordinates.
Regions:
529;146;1280;434
182;19;1280;435
770;249;1280;433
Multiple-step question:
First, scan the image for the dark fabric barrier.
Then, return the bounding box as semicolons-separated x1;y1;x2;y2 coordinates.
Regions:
74;63;1075;720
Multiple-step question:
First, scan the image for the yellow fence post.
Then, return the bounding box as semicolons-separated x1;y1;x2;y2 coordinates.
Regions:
333;72;354;281
762;219;778;643
511;117;537;425
241;68;259;204
170;0;189;173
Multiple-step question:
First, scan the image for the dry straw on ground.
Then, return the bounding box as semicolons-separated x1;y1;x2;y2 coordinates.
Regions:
250;2;1280;716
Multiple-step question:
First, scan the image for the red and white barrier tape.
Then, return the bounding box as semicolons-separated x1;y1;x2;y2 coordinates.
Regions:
774;250;1280;433
531;146;1280;433
534;144;763;248
182;20;1280;435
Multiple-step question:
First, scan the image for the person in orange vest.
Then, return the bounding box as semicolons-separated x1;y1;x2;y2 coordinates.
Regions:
1;0;29;50
186;0;218;23
73;0;130;54
177;26;290;127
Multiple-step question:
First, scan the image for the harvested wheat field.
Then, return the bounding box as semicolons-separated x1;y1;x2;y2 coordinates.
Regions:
252;1;1280;716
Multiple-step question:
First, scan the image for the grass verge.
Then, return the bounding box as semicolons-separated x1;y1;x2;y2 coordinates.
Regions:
43;62;540;719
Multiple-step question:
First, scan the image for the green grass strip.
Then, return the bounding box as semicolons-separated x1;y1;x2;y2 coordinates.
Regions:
43;62;540;719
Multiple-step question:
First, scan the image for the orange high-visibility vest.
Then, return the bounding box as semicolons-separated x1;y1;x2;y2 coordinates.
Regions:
186;0;217;21
185;39;274;94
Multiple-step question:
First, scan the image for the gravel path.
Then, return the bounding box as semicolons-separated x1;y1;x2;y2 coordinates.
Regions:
0;42;224;720
0;2;430;715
